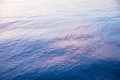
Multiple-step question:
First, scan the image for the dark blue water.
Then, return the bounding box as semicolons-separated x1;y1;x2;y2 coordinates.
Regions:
0;0;120;80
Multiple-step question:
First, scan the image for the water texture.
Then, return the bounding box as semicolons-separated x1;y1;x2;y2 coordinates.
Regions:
0;0;120;80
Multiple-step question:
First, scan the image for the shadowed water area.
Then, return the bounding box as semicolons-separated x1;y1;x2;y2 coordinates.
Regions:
0;0;120;80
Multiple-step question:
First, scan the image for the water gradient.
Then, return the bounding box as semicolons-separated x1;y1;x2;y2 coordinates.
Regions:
0;0;120;80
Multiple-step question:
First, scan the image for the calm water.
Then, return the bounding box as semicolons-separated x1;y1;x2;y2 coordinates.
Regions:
0;0;120;80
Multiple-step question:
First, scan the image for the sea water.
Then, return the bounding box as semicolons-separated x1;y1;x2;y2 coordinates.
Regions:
0;0;120;80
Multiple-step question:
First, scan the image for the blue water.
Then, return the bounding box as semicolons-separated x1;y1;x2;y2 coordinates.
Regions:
0;0;120;80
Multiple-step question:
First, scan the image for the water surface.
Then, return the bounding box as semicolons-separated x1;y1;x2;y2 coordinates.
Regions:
0;0;120;80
